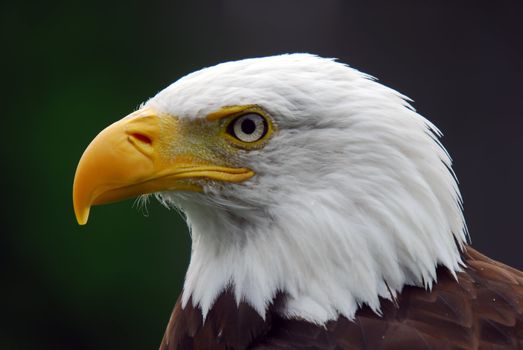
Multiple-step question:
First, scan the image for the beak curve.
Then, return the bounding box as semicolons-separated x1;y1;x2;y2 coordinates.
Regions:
72;108;254;225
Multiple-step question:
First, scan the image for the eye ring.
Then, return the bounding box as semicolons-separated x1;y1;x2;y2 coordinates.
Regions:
227;113;268;143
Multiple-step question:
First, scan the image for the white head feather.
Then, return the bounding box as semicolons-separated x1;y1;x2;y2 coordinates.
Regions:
145;54;467;324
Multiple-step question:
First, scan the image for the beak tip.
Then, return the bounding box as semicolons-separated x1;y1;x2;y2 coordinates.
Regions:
74;206;90;226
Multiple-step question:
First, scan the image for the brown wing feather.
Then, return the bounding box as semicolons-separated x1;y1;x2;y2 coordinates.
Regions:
160;247;523;350
160;290;286;350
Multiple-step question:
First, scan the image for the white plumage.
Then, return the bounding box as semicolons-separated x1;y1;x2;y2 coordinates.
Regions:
143;54;467;324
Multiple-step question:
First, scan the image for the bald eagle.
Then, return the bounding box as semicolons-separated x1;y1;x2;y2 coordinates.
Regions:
73;54;523;349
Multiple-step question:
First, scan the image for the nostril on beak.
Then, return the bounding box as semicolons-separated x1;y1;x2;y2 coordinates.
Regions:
130;132;152;145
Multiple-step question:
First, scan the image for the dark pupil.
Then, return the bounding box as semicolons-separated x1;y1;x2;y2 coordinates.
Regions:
241;118;256;134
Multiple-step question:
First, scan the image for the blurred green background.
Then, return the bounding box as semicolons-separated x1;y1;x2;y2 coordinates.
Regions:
2;0;522;349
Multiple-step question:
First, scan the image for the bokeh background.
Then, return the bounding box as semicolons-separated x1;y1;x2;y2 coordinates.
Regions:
2;0;523;348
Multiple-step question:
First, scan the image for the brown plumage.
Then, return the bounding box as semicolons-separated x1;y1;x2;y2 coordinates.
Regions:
160;247;523;350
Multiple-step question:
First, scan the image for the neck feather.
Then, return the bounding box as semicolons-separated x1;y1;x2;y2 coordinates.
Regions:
169;170;466;324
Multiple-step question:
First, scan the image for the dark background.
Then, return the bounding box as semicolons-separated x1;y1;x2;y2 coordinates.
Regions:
2;0;522;348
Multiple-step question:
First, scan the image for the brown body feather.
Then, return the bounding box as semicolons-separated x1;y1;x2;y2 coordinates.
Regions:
160;247;523;350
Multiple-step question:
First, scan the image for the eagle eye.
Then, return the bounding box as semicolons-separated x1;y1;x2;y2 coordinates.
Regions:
228;113;268;143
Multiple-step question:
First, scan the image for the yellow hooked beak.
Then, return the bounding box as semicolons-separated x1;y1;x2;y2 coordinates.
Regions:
73;108;254;225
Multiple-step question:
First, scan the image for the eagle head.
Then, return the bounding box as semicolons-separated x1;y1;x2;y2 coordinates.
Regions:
73;54;467;324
